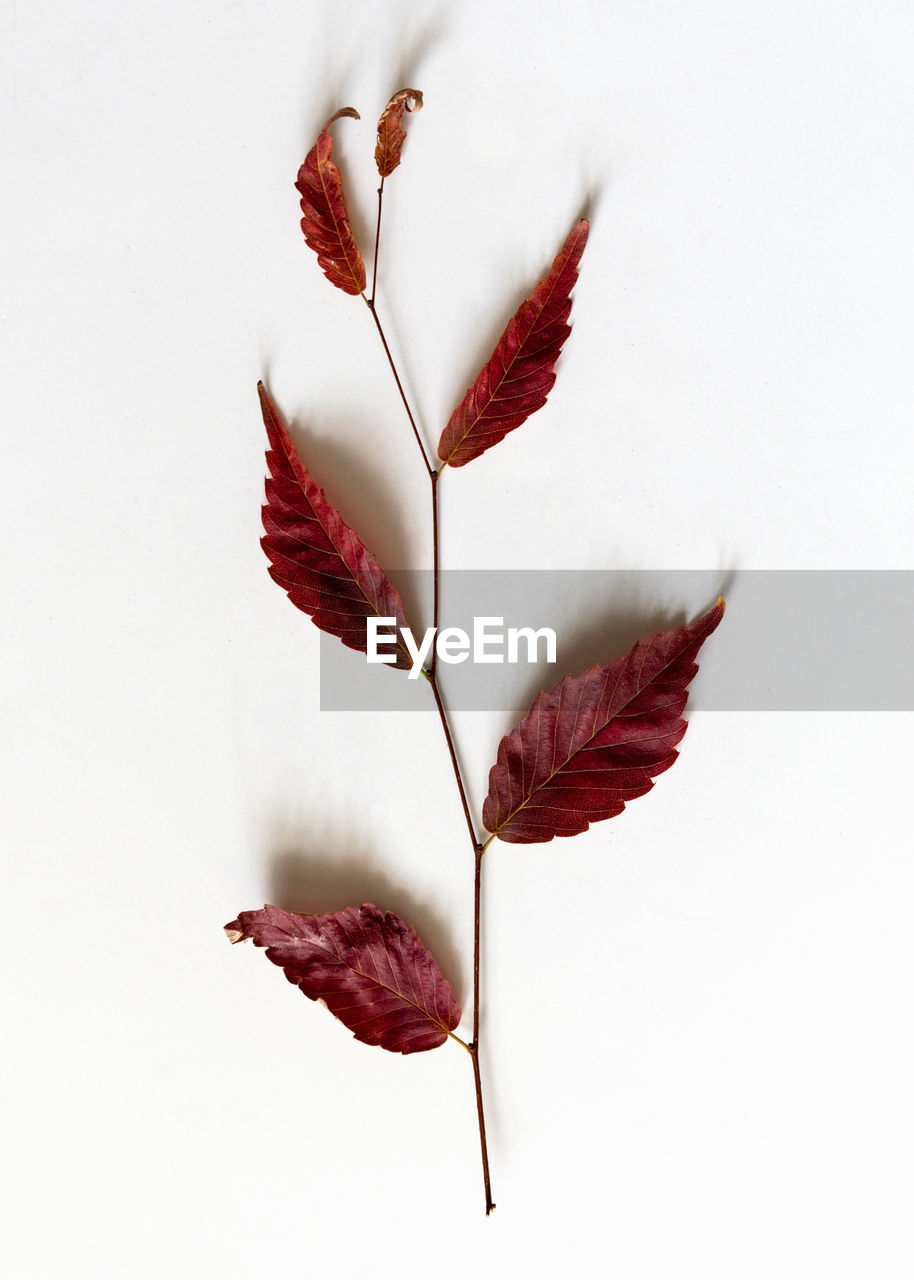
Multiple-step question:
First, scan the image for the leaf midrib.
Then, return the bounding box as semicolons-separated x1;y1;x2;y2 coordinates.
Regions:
285;922;452;1036
316;131;364;294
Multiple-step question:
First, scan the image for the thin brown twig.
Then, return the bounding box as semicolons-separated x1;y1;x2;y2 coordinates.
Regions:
365;196;494;1215
362;297;433;477
370;177;384;305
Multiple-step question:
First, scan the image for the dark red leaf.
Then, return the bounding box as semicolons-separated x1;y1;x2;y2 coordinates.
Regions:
295;107;366;296
438;219;589;467
375;88;423;179
482;600;725;843
259;382;412;670
225;903;462;1054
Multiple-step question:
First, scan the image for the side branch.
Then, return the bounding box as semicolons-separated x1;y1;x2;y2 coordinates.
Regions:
370;177;384;305
430;469;439;675
363;298;433;477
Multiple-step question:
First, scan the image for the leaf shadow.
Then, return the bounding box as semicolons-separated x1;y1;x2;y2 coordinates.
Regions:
499;582;728;739
716;567;738;609
297;70;361;166
575;178;605;231
384;9;452;94
297;9;363;138
442;202;597;432
277;401;424;630
265;818;467;1008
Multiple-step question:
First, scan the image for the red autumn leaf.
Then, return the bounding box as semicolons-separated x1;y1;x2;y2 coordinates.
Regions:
375;88;424;178
482;600;725;843
225;903;462;1054
438;219;589;468
295;107;366;296
259;382;412;670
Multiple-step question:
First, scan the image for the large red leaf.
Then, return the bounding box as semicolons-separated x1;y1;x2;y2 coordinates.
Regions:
438;219;589;467
225;903;462;1054
295;107;366;296
375;88;423;178
259;382;412;670
482;600;725;843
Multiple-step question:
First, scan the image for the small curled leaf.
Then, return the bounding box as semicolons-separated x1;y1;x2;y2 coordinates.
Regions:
296;107;366;295
225;903;462;1055
375;88;424;178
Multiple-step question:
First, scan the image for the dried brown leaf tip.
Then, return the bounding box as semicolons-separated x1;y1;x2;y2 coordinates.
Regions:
375;89;424;178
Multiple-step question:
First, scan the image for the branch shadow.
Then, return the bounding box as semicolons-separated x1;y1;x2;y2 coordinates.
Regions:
265;817;467;1007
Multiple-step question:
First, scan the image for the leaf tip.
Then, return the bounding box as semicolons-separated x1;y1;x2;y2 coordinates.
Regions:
257;380;275;420
224;920;245;944
326;106;360;127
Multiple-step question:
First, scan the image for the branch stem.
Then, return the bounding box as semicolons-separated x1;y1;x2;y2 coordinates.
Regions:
363;190;493;1213
363;297;433;477
471;845;495;1214
426;670;477;854
430;469;439;675
427;674;494;1213
369;178;384;305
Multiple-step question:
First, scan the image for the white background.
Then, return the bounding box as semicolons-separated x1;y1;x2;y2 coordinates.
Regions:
3;1;913;1276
